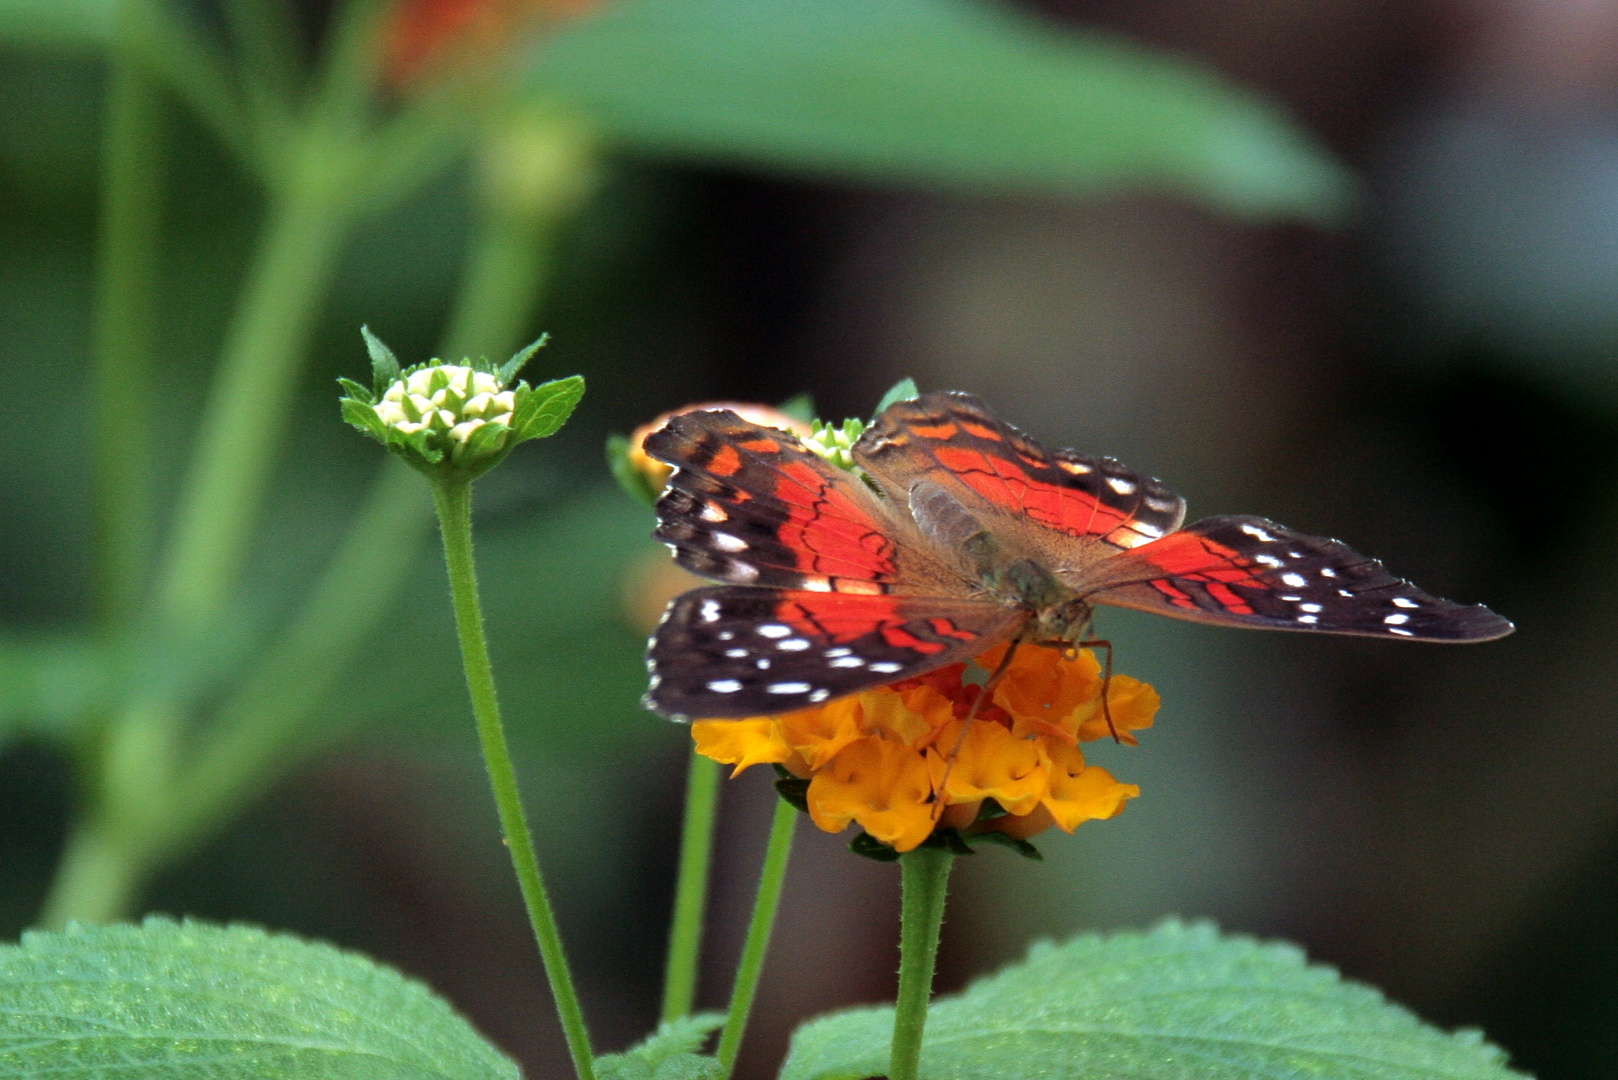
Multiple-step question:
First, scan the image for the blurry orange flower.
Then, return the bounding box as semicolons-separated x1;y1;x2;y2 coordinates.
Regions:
626;403;814;495
691;648;1155;854
384;0;599;87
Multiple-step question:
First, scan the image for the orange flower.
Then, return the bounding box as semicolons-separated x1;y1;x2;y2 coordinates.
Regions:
690;646;1158;853
383;0;600;88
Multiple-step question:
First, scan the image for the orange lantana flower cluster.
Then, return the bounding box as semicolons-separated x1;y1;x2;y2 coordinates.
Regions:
693;645;1158;853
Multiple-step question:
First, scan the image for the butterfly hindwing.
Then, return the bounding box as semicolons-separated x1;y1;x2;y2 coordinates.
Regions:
645;586;1022;719
1087;515;1514;641
646;410;904;593
856;392;1186;551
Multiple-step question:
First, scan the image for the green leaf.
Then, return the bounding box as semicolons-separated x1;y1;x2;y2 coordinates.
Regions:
336;376;376;405
607;432;663;506
538;0;1354;222
341;397;389;442
515;375;586;440
780;921;1525;1080
873;377;919;416
360;325;403;395
498;334;550;385
0;917;519;1079
0;0;112;47
966;829;1042;860
776;393;816;424
596;1013;725;1080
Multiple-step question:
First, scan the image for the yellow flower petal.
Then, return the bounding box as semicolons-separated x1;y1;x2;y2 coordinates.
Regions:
776;697;865;770
928;719;1045;816
692;719;792;775
1039;740;1139;830
1075;674;1160;744
807;736;936;852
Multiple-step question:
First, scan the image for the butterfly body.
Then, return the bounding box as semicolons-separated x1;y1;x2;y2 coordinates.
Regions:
644;392;1512;720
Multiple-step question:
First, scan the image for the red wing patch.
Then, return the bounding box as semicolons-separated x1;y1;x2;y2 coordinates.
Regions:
646;410;900;593
856;392;1186;551
1087;516;1515;641
644;587;1022;719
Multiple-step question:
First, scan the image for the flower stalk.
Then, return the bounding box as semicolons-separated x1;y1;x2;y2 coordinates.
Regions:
661;750;722;1023
431;476;596;1080
890;847;954;1080
716;794;798;1077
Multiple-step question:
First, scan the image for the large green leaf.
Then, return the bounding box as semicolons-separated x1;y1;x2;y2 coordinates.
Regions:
538;0;1352;222
0;918;519;1079
0;0;111;48
780;921;1525;1080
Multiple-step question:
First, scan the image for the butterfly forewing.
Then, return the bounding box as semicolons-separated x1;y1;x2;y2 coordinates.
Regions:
648;410;907;593
857;392;1186;552
646;587;1021;718
1086;516;1514;641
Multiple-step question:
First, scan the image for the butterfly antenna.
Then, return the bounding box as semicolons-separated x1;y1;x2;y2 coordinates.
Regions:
931;638;1023;822
1078;638;1118;742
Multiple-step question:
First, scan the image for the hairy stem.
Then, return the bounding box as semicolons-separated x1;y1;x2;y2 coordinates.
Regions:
432;478;596;1080
91;54;164;629
661;751;721;1022
889;848;954;1080
716;795;797;1077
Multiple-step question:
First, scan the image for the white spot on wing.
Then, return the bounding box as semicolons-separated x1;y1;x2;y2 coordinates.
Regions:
725;648;748;658
768;681;812;694
1384;613;1409;625
756;658;771;669
1320;567;1337;578
1240;523;1279;543
777;638;811;651
1059;460;1092;475
700;502;729;523
707;679;743;693
718;631;735;641
757;624;792;638
727;560;759;583
1282;573;1307;588
801;576;833;592
809;689;831;703
1388;626;1415;636
1392;597;1419;608
711;532;747;553
1107;477;1137;495
830;656;865;668
1299;603;1323;613
1255;555;1283;568
1297;614;1319;625
700;599;721;624
868;662;902;674
825;647;852;658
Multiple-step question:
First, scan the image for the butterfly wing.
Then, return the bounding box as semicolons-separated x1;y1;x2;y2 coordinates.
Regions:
647;408;952;594
855;391;1186;554
646;587;1022;718
644;409;1016;718
1083;516;1514;641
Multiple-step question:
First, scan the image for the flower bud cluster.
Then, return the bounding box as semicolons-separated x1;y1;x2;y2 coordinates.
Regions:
376;366;516;446
802;417;867;474
340;328;583;482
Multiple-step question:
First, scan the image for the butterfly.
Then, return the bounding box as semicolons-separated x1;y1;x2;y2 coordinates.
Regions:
641;391;1513;720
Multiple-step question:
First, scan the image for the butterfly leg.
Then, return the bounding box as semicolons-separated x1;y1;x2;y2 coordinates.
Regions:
931;637;1026;821
1076;638;1117;743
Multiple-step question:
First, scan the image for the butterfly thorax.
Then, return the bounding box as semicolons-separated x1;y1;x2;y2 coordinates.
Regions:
918;482;1093;645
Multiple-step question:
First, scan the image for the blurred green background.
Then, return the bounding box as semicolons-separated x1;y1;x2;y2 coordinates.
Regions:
1;0;1613;1077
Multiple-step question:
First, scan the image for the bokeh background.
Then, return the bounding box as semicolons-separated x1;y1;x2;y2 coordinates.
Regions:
3;0;1616;1077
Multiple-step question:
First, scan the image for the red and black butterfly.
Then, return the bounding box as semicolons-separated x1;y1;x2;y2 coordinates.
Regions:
642;391;1512;720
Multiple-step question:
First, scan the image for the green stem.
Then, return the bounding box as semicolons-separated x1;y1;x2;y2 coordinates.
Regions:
660;751;721;1023
431;478;596;1080
889;848;954;1080
153;154;353;631
716;795;797;1077
36;820;143;928
91;53;164;629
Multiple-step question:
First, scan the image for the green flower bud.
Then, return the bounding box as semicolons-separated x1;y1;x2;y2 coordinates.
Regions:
803;417;867;474
340;327;584;481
